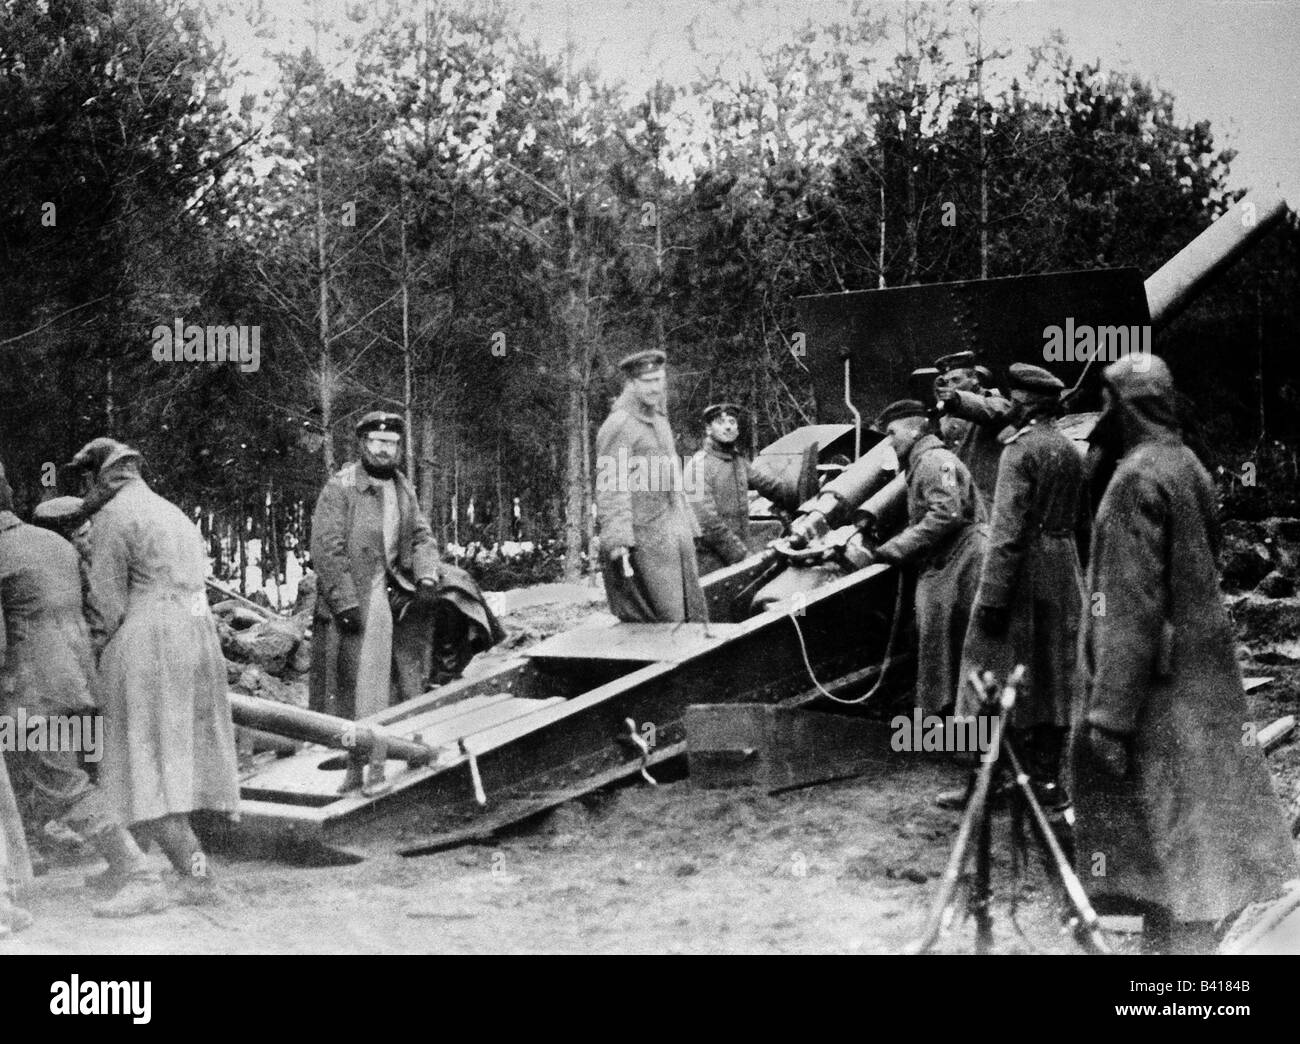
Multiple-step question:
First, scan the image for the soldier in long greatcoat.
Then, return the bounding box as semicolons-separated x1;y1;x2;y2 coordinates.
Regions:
0;466;164;917
1070;355;1298;953
683;402;798;575
594;350;707;622
309;412;443;730
73;438;239;905
0;754;32;938
865;401;987;716
956;364;1089;807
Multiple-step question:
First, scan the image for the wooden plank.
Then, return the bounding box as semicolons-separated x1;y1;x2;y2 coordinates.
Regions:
1244;677;1275;693
525;622;742;663
397;741;687;856
240;697;564;800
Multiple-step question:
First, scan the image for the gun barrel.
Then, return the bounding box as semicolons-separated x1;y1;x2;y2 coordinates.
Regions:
1145;190;1289;329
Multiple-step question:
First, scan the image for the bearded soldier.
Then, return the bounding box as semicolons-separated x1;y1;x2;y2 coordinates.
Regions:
951;363;1089;810
309;412;442;735
594;350;707;622
1070;355;1298;954
684;403;797;575
0;467;164;916
932;350;1013;508
73;438;239;905
860;401;986;716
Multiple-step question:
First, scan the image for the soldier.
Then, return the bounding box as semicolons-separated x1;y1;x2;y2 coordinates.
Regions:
950;363;1089;810
594;350;707;622
1070;355;1298;954
72;438;240;905
683;403;796;575
309;412;443;733
0;467;165;916
932;350;1012;508
0;752;32;938
860;401;986;716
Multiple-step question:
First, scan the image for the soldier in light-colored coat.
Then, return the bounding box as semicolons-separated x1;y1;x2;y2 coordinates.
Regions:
594;351;707;623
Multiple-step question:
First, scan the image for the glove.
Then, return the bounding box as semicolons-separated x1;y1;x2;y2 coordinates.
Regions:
334;606;363;634
1084;724;1130;784
415;577;441;607
935;387;958;406
973;603;1009;637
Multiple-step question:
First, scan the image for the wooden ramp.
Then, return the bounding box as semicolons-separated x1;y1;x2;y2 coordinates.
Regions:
240;692;564;807
525;622;743;663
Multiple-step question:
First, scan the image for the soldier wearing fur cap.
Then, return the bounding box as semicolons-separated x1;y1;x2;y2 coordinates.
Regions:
1069;355;1298;953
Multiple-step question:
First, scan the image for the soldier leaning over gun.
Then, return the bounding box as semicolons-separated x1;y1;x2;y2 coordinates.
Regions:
950;363;1089;812
859;401;987;717
683;403;799;575
932;351;1013;509
1070;355;1298;955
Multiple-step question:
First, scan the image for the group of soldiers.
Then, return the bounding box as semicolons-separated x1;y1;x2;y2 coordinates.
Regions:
593;346;1299;954
1;438;240;936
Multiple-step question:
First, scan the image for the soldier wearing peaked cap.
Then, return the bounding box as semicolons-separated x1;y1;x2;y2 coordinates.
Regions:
933;351;1013;508
683;403;800;575
861;402;987;716
949;361;1089;811
309;410;443;740
594;351;707;622
1069;355;1298;953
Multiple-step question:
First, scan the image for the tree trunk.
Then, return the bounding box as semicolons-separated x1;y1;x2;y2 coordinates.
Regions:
315;143;334;474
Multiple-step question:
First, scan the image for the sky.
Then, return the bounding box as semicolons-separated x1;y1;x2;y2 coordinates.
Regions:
216;0;1300;202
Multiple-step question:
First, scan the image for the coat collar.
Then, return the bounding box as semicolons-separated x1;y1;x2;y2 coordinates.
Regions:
702;436;739;461
903;432;945;470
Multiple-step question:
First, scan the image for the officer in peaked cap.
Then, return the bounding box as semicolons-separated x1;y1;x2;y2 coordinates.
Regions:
594;348;707;622
616;349;667;378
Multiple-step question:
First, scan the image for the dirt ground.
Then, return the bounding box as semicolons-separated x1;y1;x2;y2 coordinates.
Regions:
5;585;1299;955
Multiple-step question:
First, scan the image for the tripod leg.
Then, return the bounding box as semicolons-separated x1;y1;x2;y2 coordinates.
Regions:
971;768;995;954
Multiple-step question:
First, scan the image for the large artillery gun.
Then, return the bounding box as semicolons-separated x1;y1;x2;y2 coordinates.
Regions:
227;190;1289;862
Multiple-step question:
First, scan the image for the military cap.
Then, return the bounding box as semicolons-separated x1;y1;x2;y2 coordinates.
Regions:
1102;353;1172;400
33;496;85;526
68;437;142;474
702;402;741;424
617;349;667;378
1006;363;1065;396
873;399;929;430
934;350;978;374
355;411;404;437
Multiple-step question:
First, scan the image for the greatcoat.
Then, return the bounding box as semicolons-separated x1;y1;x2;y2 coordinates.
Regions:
875;434;987;715
957;416;1089;727
594;387;707;622
309;462;441;719
1069;379;1298;922
83;471;240;827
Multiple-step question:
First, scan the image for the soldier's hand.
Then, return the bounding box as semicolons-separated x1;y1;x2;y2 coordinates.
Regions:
973;603;1009;637
1085;724;1130;782
415;577;441;607
935;386;957;406
335;606;363;634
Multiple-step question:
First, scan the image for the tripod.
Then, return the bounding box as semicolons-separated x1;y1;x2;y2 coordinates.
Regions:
909;666;1110;955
